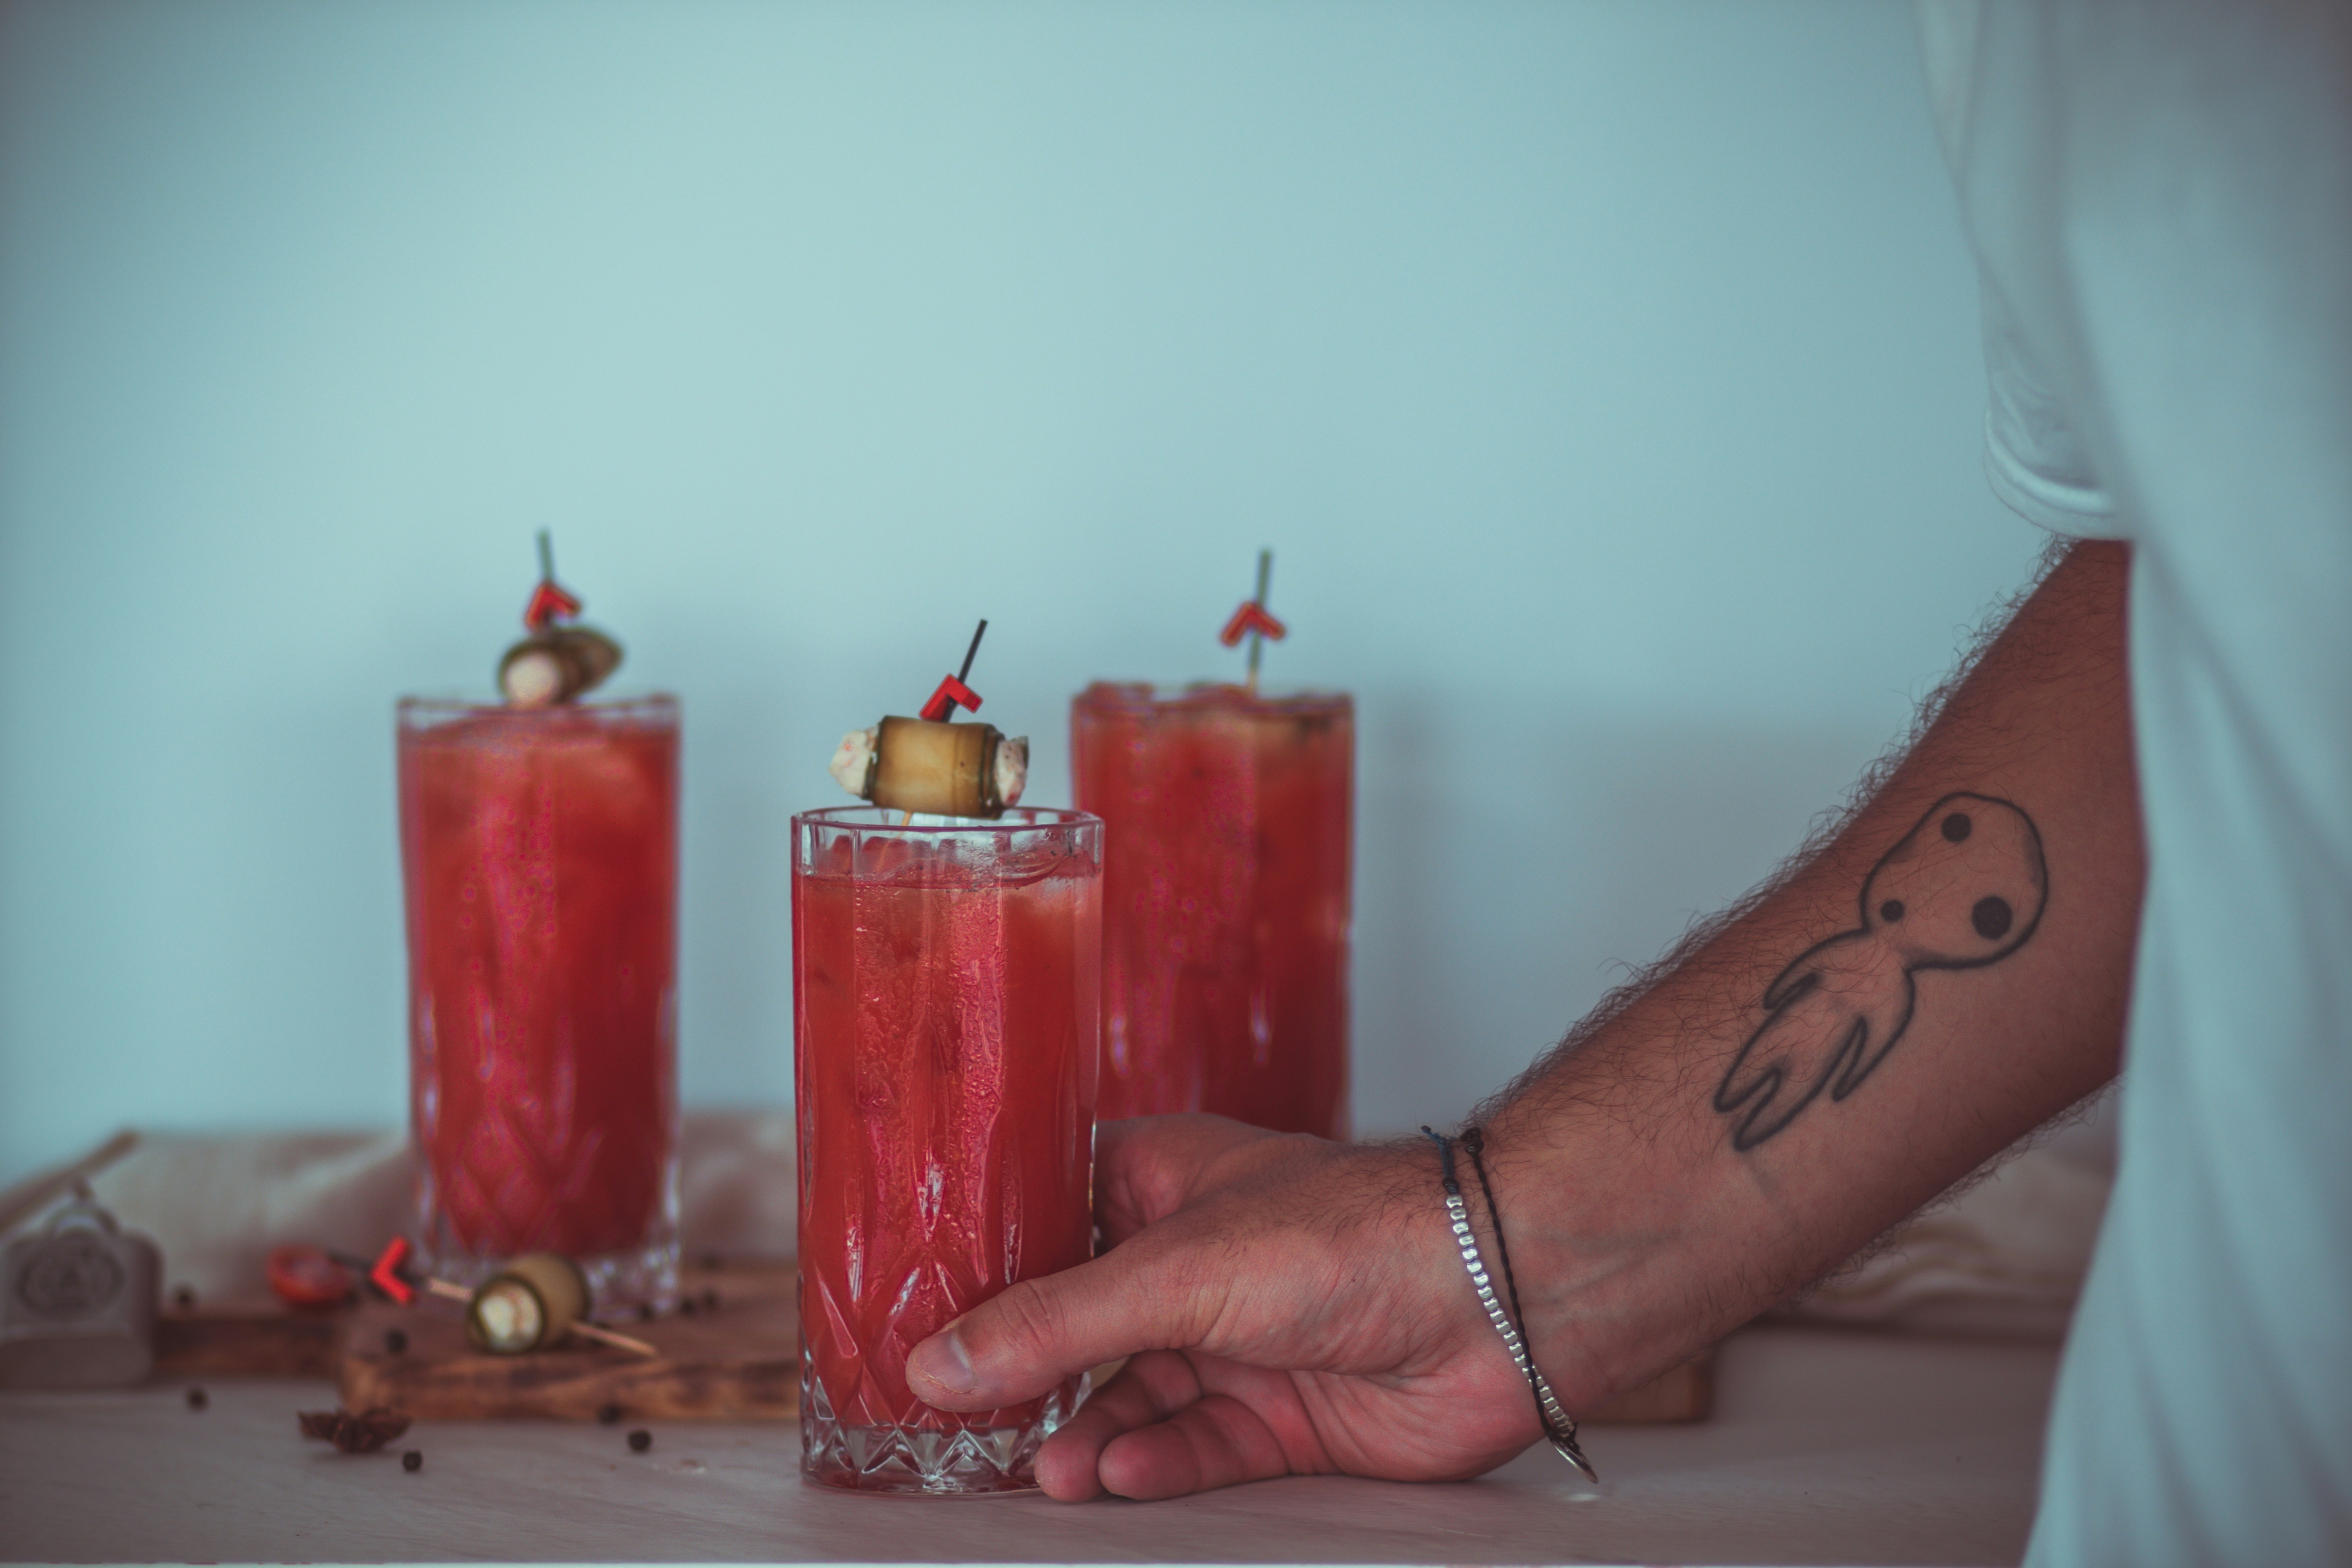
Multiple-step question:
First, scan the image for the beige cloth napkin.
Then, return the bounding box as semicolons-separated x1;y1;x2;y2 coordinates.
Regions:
1778;1143;2112;1339
1777;1085;2119;1339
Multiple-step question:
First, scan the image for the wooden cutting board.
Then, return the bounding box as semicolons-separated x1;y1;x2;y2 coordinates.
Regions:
338;1266;799;1422
314;1259;1705;1425
154;1299;348;1380
1587;1346;1714;1424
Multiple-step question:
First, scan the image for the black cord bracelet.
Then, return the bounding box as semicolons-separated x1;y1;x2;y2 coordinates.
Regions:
1423;1125;1598;1483
1460;1128;1533;1342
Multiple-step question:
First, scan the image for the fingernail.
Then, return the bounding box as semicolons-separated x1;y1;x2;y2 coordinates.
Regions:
907;1327;977;1396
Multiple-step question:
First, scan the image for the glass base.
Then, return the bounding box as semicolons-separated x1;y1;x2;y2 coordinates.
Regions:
412;1143;682;1321
800;1363;1089;1495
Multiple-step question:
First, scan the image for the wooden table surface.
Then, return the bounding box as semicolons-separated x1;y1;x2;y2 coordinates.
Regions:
0;1324;2058;1567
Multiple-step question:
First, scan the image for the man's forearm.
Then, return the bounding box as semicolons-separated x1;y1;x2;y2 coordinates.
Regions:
904;540;2143;1502
1492;540;2143;1408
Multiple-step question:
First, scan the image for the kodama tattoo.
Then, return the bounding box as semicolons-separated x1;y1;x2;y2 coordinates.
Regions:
1713;793;2048;1152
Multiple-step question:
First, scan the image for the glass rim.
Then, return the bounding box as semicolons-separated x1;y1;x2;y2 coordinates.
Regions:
791;804;1101;837
397;692;679;721
1072;681;1352;712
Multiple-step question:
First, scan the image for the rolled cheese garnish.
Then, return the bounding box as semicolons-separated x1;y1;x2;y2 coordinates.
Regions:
464;1252;589;1356
501;647;568;709
499;626;623;708
832;716;1028;818
829;726;879;797
993;734;1028;809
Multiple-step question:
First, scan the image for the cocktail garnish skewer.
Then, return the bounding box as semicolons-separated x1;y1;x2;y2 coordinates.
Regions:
417;1278;660;1357
902;618;994;820
365;1236;659;1358
1250;550;1270;691
523;528;583;632
501;531;621;706
826;617;1028;820
919;619;989;722
1218;548;1288;694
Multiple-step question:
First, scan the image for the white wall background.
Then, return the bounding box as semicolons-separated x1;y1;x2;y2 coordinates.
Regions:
0;0;2048;1187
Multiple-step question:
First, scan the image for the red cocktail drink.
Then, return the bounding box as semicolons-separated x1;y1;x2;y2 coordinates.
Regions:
1071;683;1351;1138
793;805;1101;1494
398;695;680;1313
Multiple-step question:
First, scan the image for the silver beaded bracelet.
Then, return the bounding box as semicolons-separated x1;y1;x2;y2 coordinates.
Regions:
1423;1126;1598;1483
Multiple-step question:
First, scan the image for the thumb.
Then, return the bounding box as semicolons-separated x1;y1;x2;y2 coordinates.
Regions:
906;1241;1207;1412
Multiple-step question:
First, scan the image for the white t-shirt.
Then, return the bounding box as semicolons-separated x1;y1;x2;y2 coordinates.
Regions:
1917;2;2352;1561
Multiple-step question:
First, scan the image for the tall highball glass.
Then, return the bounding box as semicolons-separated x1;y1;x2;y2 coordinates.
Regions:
1071;683;1352;1138
397;695;681;1315
792;805;1102;1494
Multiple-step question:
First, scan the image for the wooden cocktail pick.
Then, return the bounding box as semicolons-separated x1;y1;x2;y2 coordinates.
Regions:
1218;548;1287;693
365;1237;658;1359
919;619;990;721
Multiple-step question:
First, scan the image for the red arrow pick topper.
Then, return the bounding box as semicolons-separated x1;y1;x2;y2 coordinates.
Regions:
1218;601;1288;648
368;1236;418;1306
920;675;983;722
524;578;583;632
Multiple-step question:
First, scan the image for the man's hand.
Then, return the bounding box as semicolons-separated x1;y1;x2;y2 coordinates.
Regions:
905;1115;1543;1501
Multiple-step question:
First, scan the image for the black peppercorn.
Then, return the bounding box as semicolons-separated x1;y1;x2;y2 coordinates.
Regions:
186;1387;208;1411
627;1429;652;1453
173;1285;197;1311
384;1328;408;1356
402;1450;423;1473
680;1297;697;1317
637;1303;654;1323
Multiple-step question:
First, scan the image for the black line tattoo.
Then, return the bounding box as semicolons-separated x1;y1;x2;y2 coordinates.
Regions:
1713;792;2048;1152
